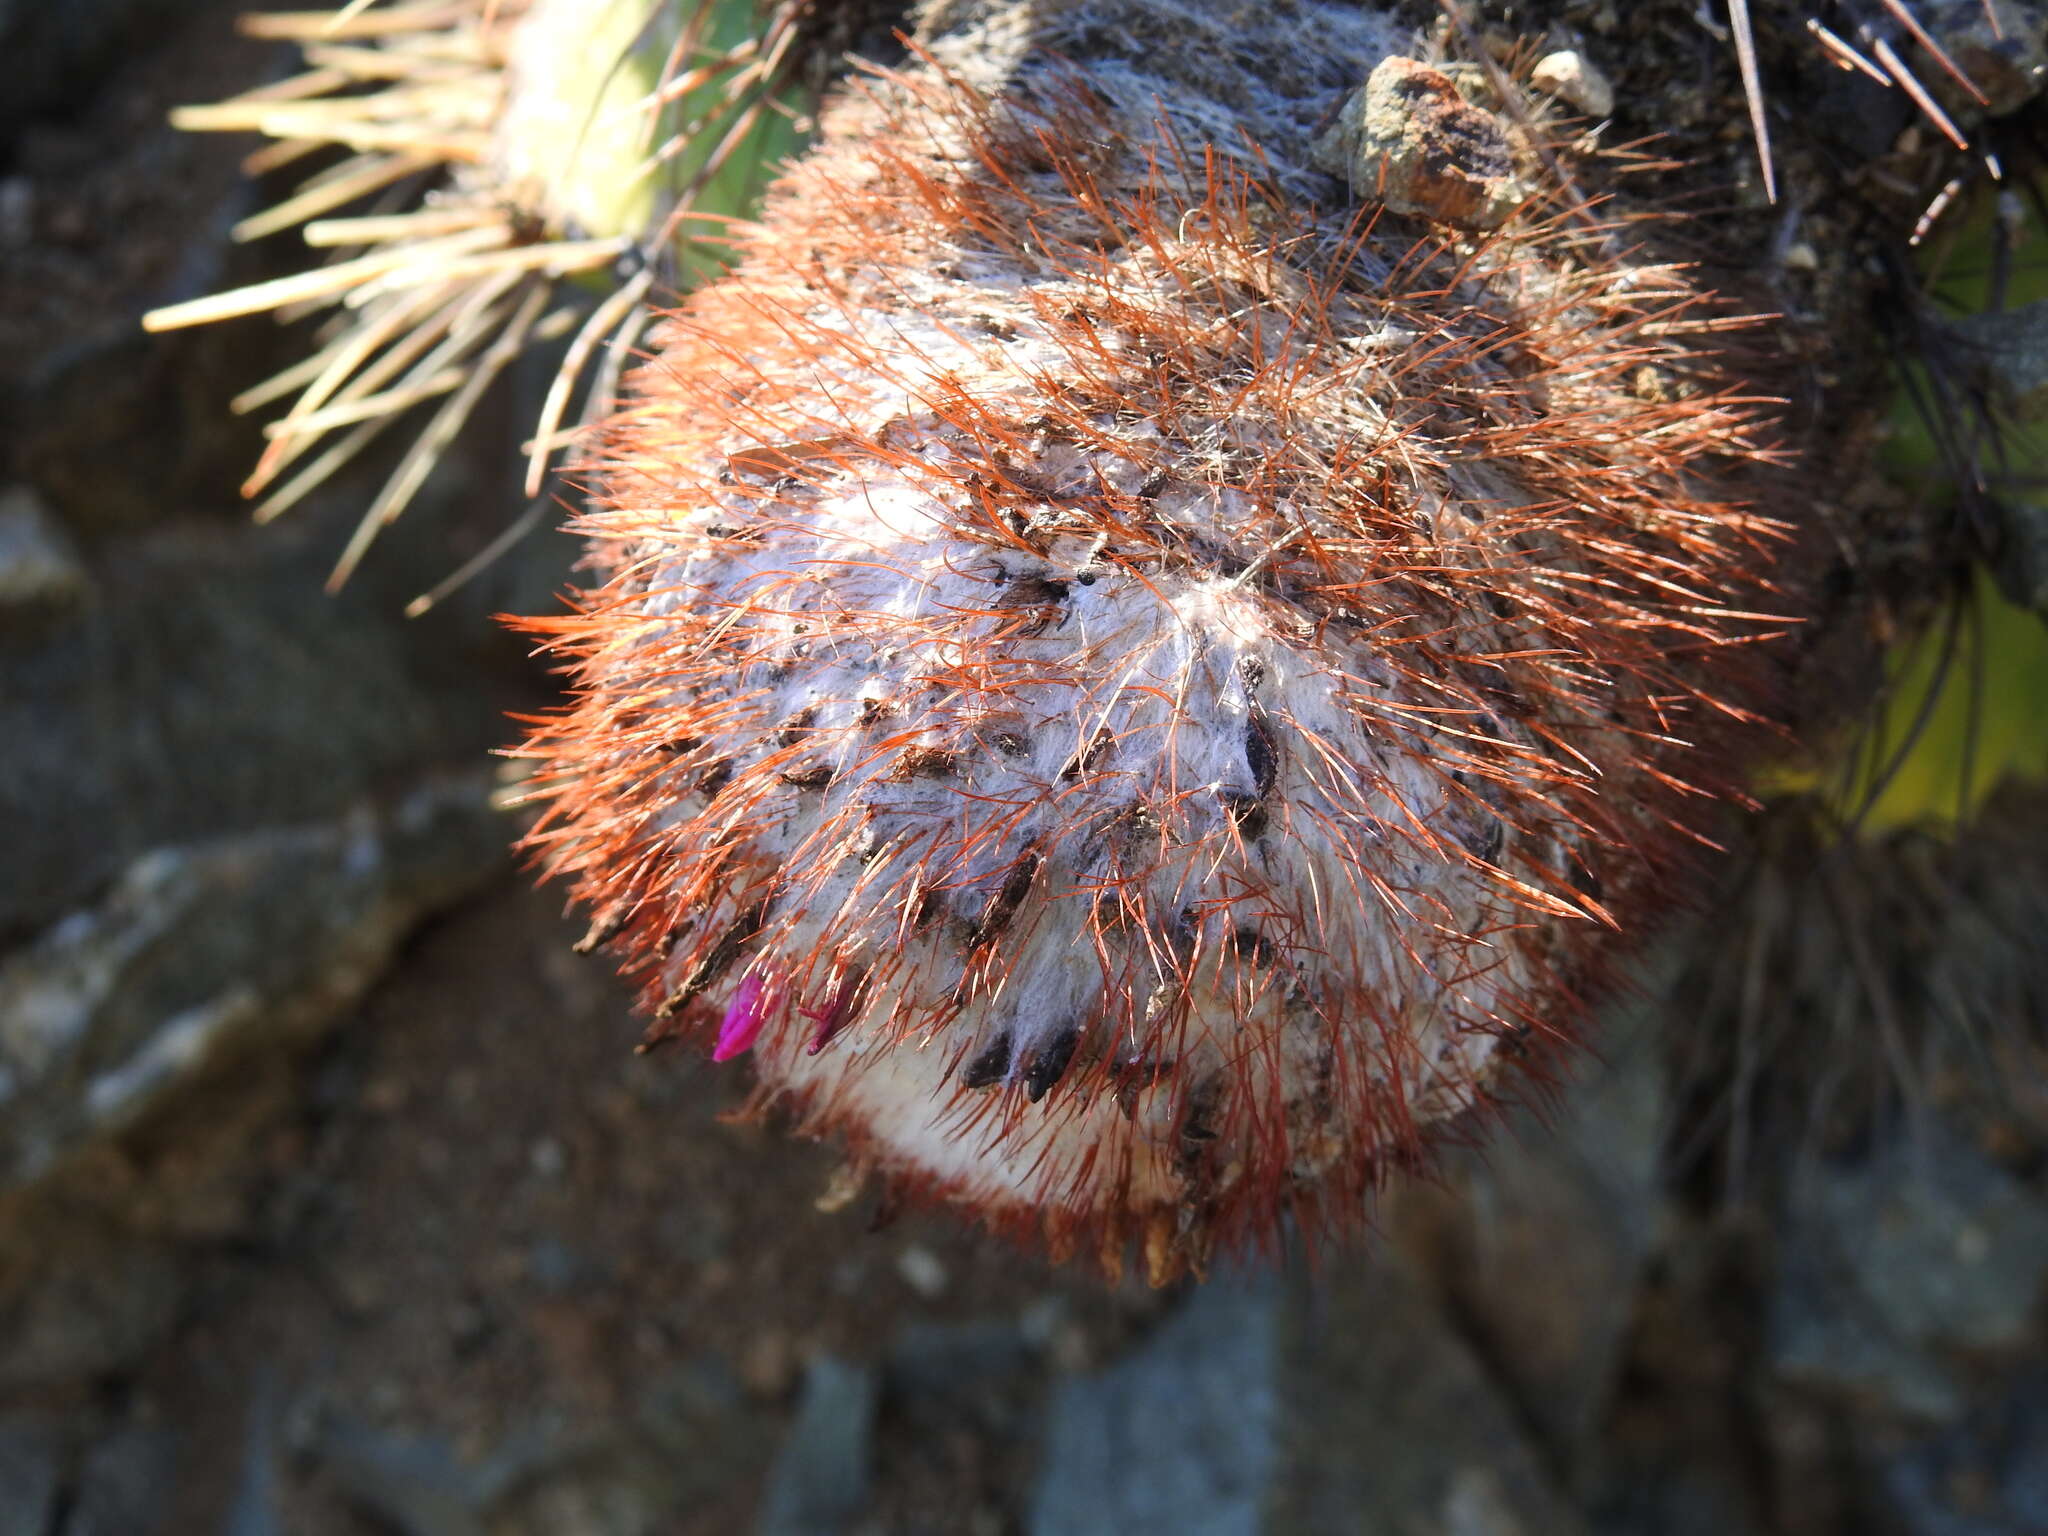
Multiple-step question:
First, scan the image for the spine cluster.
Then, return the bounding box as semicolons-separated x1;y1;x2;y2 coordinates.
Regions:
518;0;1788;1280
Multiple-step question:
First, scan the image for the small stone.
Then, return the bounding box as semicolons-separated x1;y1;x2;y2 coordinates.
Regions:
332;1264;388;1318
813;1161;865;1214
1312;57;1528;230
895;1243;949;1299
0;485;87;618
363;1076;409;1115
524;1236;589;1297
0;179;31;249
1529;49;1615;118
1782;241;1820;272
740;1330;798;1400
527;1136;566;1179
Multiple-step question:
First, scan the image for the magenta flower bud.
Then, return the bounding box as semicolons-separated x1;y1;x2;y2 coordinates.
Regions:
712;970;774;1063
803;968;866;1056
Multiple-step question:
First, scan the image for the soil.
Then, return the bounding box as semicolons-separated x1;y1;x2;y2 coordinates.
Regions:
133;879;1161;1534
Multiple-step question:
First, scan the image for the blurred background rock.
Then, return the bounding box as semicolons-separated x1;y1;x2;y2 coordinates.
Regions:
1;2;2044;1533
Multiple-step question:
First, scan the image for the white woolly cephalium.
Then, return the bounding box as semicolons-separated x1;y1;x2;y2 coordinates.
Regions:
517;1;1789;1281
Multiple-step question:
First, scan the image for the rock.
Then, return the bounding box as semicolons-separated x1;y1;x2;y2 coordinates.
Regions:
886;1316;1042;1436
1769;1117;2048;1421
1271;1253;1590;1536
1992;501;2048;614
756;1356;879;1536
1916;0;2048;117
318;1418;488;1536
316;1413;563;1536
1388;972;1670;1470
0;774;504;1192
0;775;504;1390
1804;59;1913;162
1030;1268;1281;1536
0;1226;187;1390
0;0;285;538
640;1354;752;1456
894;1243;949;1298
1312;56;1528;229
1601;1464;1768;1536
503;1471;667;1536
526;1235;606;1297
1031;1256;1588;1535
1952;301;2048;420
0;484;87;622
0;1419;63;1536
1529;49;1615;117
0;179;30;250
889;1316;1040;1399
61;1424;179;1536
0;509;534;942
1876;1369;2048;1534
221;1373;286;1536
638;1355;780;1507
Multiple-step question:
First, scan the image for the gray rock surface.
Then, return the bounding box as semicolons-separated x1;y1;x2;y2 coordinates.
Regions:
887;1315;1043;1436
0;484;87;620
1390;981;1670;1473
1954;302;2048;422
1031;1268;1281;1536
756;1356;880;1536
1771;1119;2048;1422
1030;1254;1589;1536
638;1355;782;1508
319;1419;491;1536
0;1419;62;1536
1273;1254;1591;1536
0;774;505;1193
1915;0;2048;116
0;515;528;943
1874;1369;2048;1534
0;774;505;1389
61;1423;179;1536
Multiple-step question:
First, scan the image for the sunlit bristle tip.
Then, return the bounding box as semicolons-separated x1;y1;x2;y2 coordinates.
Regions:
149;0;814;590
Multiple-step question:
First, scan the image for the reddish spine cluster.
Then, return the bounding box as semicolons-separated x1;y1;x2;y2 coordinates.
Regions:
514;27;1789;1281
